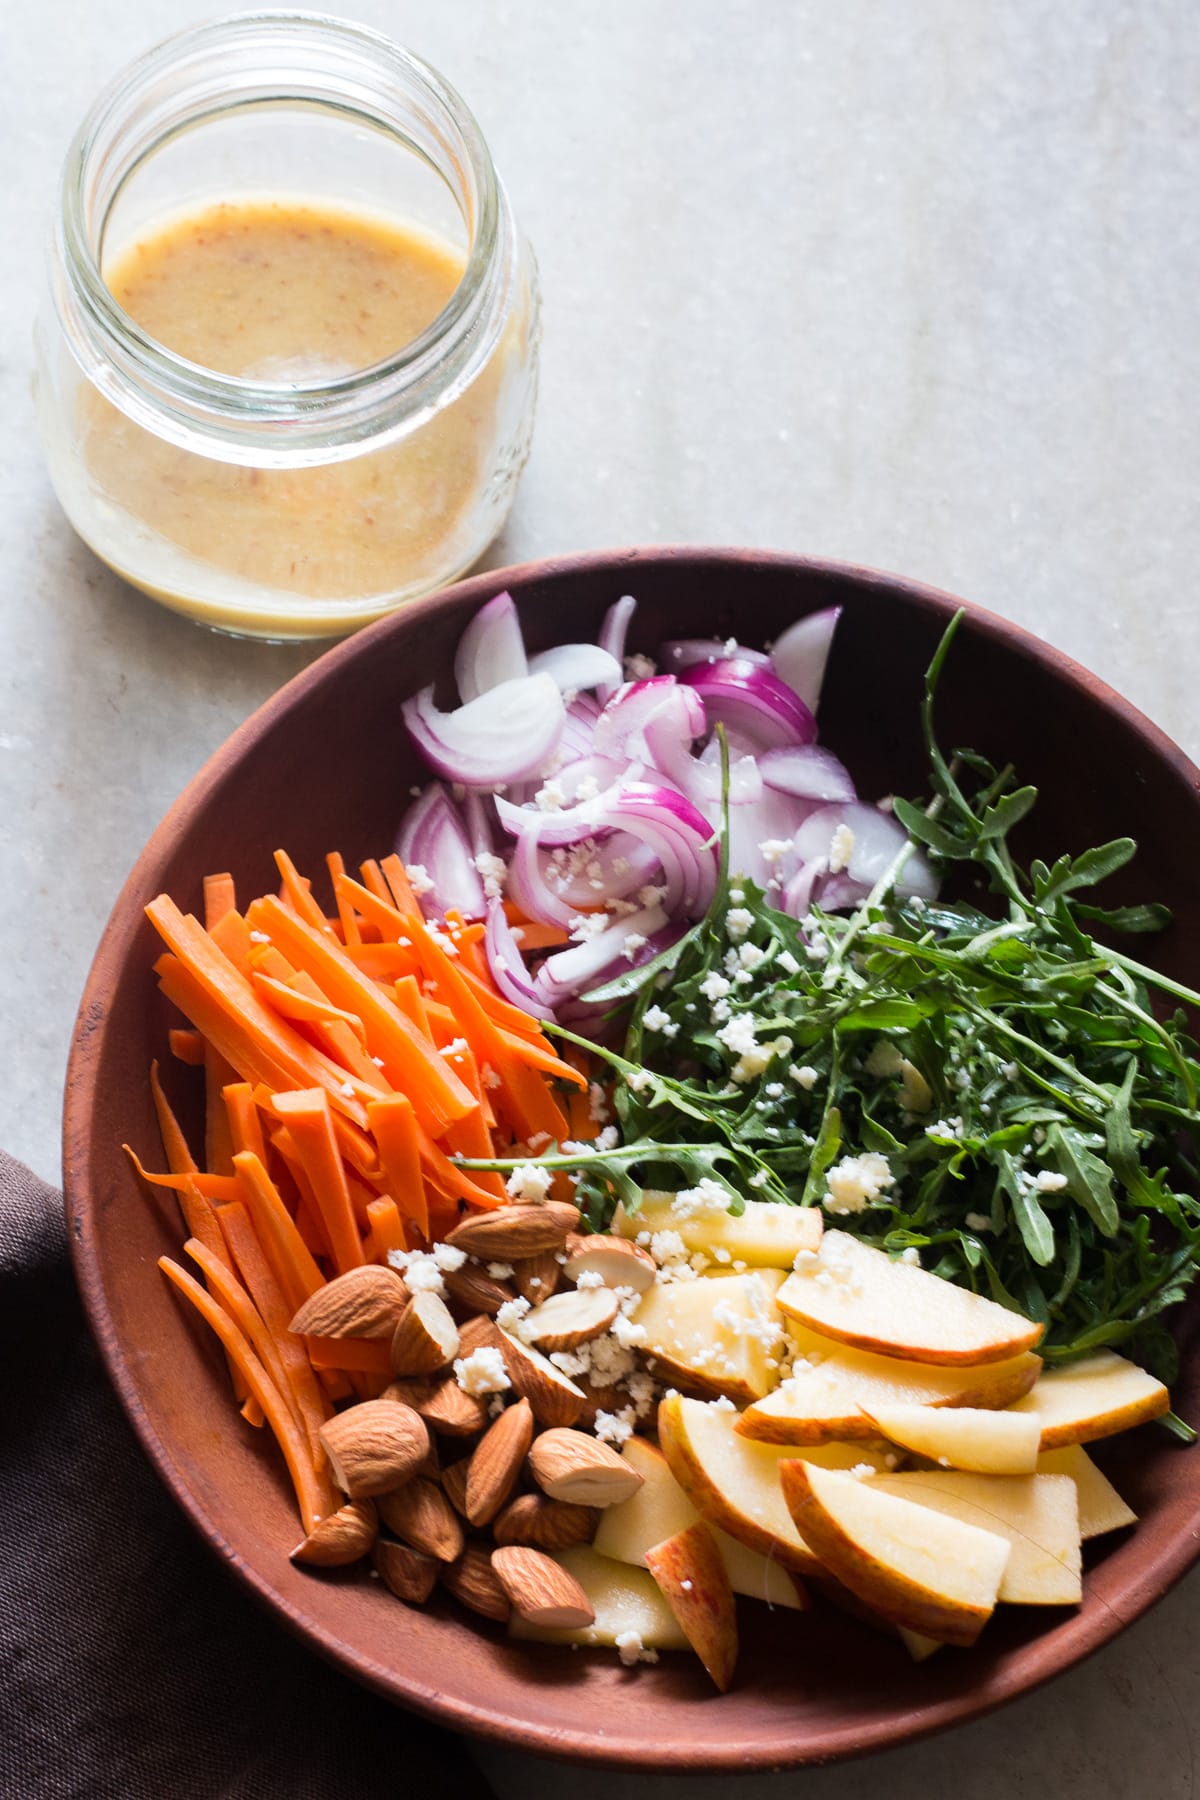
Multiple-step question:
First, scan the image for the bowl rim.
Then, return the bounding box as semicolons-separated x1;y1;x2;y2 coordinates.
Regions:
62;544;1200;1771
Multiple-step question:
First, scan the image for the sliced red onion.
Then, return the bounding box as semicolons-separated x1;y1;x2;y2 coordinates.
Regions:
716;784;818;891
529;643;623;694
495;787;619;847
403;672;565;788
395;783;487;919
760;743;856;804
679;658;816;751
541;833;660;909
599;784;719;917
659;637;769;673
597;595;637;704
454;591;527;703
593;678;701;760
792;802;939;903
484;902;553;1019
770;607;841;714
783;862;822;918
462;787;497;860
533;901;671;1007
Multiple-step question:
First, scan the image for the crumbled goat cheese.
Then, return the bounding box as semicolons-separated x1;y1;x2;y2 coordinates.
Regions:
624;653;657;680
828;823;856;874
850;1463;877;1480
712;1394;738;1413
758;838;793;867
588;1082;611;1125
248;929;271;945
534;777;567;811
575;1269;606;1291
473;851;507;900
611;1313;648;1350
505;1163;555;1203
387;1249;446;1296
700;972;732;1001
749;1170;772;1190
432;1242;467;1272
569;912;610;942
405;863;435;896
725;907;754;942
480;1063;502;1091
622;933;647;960
487;1262;515;1280
899;1246;921;1266
670;1178;732;1218
642;1004;673;1033
615;1630;659;1665
824;1152;896;1215
439;1037;469;1059
649;1229;687;1266
496;1295;534;1338
790;1063;818;1089
595;1125;620;1151
1033;1169;1069;1192
926;1116;965;1140
593;1407;636;1446
865;1040;905;1079
453;1346;510;1396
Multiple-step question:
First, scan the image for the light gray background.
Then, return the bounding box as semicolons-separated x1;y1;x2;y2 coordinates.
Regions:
3;2;1198;1794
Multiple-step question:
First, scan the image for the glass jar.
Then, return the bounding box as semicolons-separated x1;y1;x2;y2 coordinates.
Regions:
35;11;540;639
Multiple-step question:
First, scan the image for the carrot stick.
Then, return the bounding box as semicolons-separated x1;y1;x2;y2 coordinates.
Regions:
169;1028;206;1065
346;1172;377;1233
344;943;416;981
149;1060;199;1177
158;1255;333;1530
223;1081;267;1162
391;974;430;1037
327;851;362;946
251;970;368;1042
274;849;329;933
208;909;256;976
358;858;395;906
204;872;237;925
377;856;423;918
305;1335;393;1376
269;1089;363;1277
232;1151;325;1315
364;1195;407;1262
366;1093;429;1240
184;1233;305;1440
124;1149;242;1204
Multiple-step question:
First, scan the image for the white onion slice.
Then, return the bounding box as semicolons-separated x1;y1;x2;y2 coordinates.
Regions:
403;672;565;788
770;607;841;714
760;743;856;804
529;643;623;694
454;591;528;703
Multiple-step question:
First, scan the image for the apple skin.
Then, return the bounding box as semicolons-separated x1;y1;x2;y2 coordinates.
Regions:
860;1402;1041;1474
1007;1350;1169;1448
645;1522;739;1693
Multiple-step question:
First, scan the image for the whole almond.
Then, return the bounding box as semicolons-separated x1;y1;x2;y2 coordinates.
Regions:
563;1233;657;1294
290;1498;377;1567
289;1265;408;1339
493;1328;586;1429
528;1428;645;1508
492;1493;597;1551
385;1374;488;1439
390;1291;460;1376
510;1249;561;1305
522;1287;619;1353
491;1546;595;1629
442;1545;511;1623
441;1458;472;1518
319;1400;428;1498
456;1313;501;1357
465;1398;534;1527
446;1201;580;1262
374;1538;438;1604
571;1374;628;1433
444;1264;515;1318
378;1476;464;1562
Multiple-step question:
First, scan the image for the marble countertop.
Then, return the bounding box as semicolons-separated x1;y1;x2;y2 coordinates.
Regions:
3;2;1197;1793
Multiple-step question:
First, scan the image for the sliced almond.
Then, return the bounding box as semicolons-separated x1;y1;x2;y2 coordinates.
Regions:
466;1397;535;1527
385;1374;488;1439
374;1537;438;1604
390;1291;461;1377
522;1287;619;1353
441;1458;472;1518
511;1249;562;1305
494;1327;586;1429
564;1233;657;1294
289;1265;408;1339
493;1493;598;1551
290;1498;377;1568
378;1476;465;1562
446;1201;580;1262
528;1427;646;1508
318;1400;429;1499
441;1544;511;1622
491;1545;595;1629
444;1263;515;1319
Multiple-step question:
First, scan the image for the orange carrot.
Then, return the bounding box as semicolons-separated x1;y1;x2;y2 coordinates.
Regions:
357;858;395;906
364;1195;407;1263
305;1335;393;1376
273;849;329;933
326;851;362;946
269;1089;364;1277
208;908;256;976
232;1151;325;1315
223;1081;267;1162
184;1233;304;1440
366;1095;429;1240
158;1255;334;1529
391;974;430;1037
169;1028;206;1065
125;1148;242;1204
251;969;369;1042
149;1060;199;1177
344;943;416;981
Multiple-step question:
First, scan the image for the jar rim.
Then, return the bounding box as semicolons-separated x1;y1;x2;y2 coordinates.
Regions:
53;10;510;458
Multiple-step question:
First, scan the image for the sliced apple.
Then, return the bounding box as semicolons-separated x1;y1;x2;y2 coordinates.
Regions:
776;1231;1043;1366
862;1403;1041;1474
780;1460;1010;1646
507;1544;689;1651
1006;1350;1169;1447
740;1328;1042;1444
1037;1444;1137;1538
613;1190;822;1266
645;1522;738;1691
634;1268;787;1404
658;1390;888;1576
712;1526;808;1611
872;1471;1081;1605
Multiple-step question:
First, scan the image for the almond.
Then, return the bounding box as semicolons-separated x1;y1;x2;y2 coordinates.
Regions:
441;1544;511;1623
465;1398;534;1527
390;1291;460;1377
494;1327;586;1429
522;1286;619;1352
385;1374;488;1439
444;1264;515;1319
289;1265;408;1338
319;1400;428;1498
441;1458;472;1518
564;1233;657;1294
492;1493;597;1551
290;1498;377;1567
378;1477;465;1562
374;1537;438;1604
446;1201;580;1262
491;1545;595;1629
528;1427;645;1508
456;1313;502;1357
510;1249;561;1305
570;1374;628;1433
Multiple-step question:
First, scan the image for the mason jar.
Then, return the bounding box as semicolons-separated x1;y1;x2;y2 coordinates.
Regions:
35;12;540;639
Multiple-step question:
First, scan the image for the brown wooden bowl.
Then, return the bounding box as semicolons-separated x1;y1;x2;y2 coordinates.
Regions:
63;547;1200;1771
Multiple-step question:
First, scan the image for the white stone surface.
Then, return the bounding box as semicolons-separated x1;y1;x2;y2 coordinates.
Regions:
3;0;1199;1792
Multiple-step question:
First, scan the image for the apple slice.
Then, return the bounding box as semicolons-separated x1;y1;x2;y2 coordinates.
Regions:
613;1190;822;1266
862;1403;1041;1474
645;1522;738;1691
1037;1444;1137;1538
780;1460;1010;1646
633;1268;787;1404
594;1434;806;1609
1006;1350;1169;1447
658;1390;889;1576
740;1328;1042;1444
507;1544;689;1652
872;1471;1081;1605
776;1231;1043;1366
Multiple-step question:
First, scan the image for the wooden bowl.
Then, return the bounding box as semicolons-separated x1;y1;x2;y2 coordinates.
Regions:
63;547;1200;1771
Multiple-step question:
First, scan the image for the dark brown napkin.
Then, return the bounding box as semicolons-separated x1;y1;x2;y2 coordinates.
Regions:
0;1150;493;1800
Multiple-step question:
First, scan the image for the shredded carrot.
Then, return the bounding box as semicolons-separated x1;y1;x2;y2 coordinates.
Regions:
158;1255;334;1529
208;908;256;975
273;849;329;932
357;858;394;906
269;1088;364;1276
223;1082;267;1162
305;1335;394;1376
149;1060;199;1177
344;943;416;981
232;1151;325;1315
125;1148;242;1204
185;1233;305;1440
326;851;361;946
364;1195;407;1263
252;969;369;1042
366;1095;428;1239
169;1028;205;1065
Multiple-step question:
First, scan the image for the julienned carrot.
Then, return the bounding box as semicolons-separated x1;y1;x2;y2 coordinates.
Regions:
346;1172;376;1233
367;1095;428;1240
274;849;329;933
305;1335;393;1376
391;974;430;1036
158;1255;335;1529
344;943;416;981
208;909;256;976
246;945;386;1086
223;1082;267;1162
202;872;240;1180
214;1201;332;1463
184;1233;305;1441
251;969;369;1042
326;851;362;947
125;1148;242;1204
246;894;477;1136
232;1150;325;1315
364;1195;407;1262
149;1060;199;1177
169;1028;205;1065
440;1045;505;1201
357;858;394;906
269;1089;363;1277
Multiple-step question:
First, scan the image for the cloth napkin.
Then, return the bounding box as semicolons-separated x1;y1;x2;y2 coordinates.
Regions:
0;1150;494;1800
